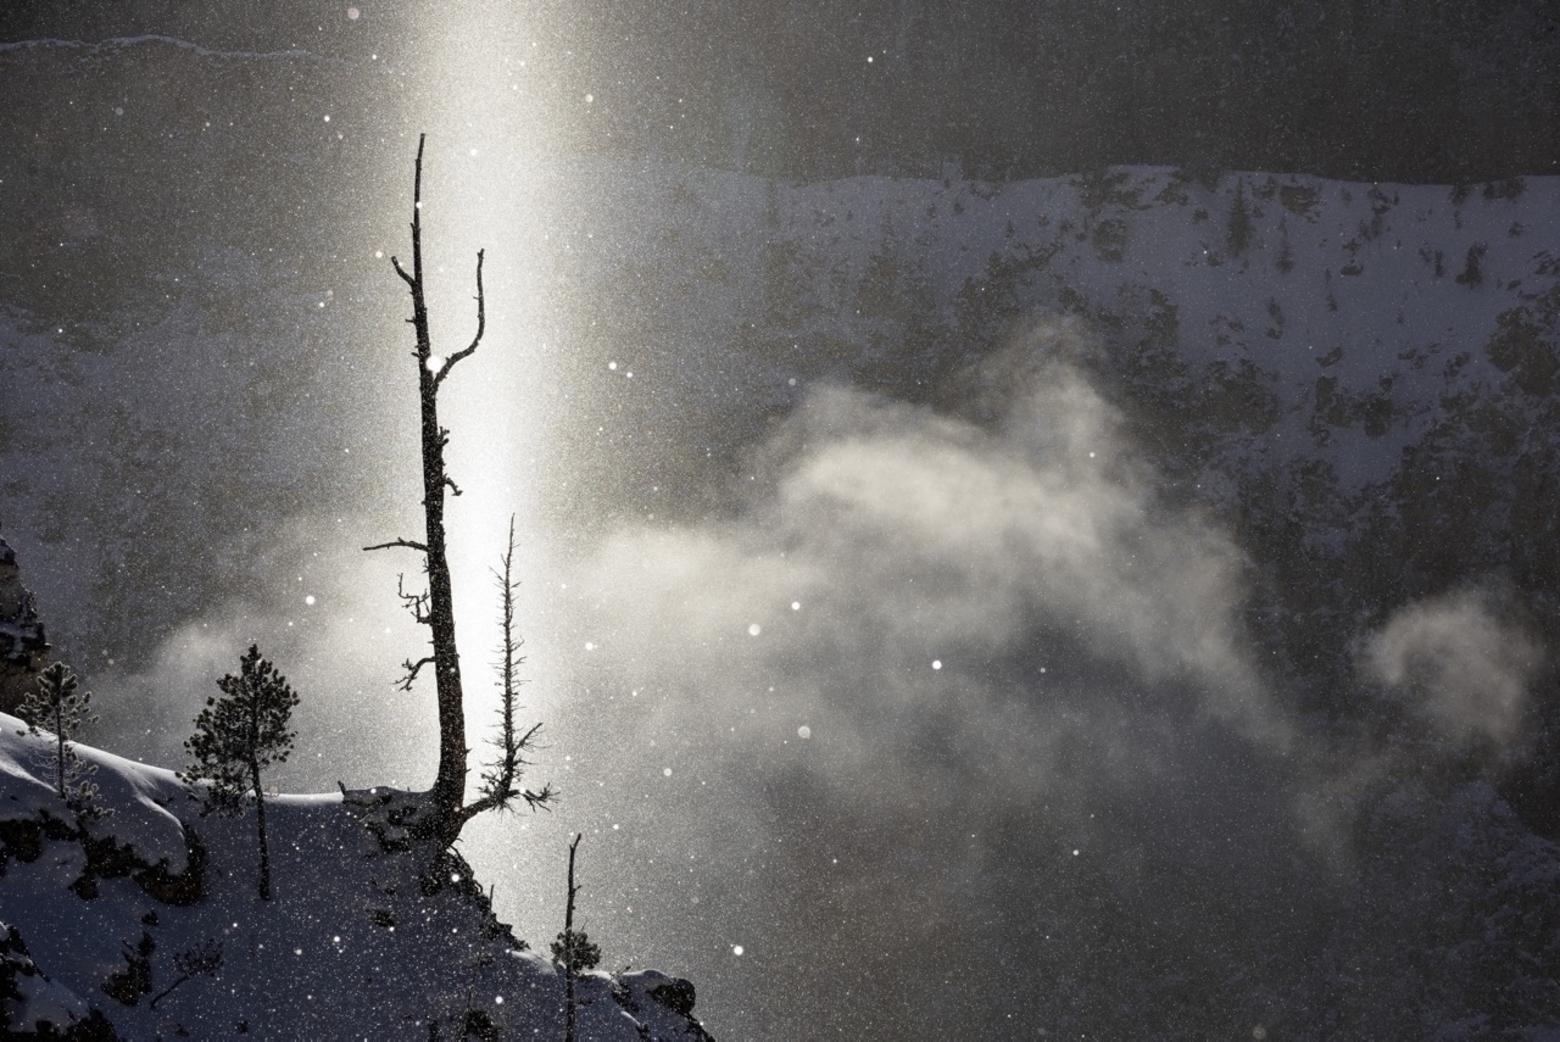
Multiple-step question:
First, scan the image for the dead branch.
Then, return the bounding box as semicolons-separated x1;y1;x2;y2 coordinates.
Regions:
396;574;432;626
397;656;436;692
433;249;485;390
363;538;428;554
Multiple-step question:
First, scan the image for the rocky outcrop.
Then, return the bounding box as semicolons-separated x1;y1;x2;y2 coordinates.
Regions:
0;538;49;715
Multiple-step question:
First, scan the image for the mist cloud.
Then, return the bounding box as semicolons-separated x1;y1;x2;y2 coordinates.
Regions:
1364;586;1543;748
572;323;1291;796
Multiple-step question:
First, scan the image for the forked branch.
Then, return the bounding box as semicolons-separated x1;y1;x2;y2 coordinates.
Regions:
397;656;436;693
433;249;485;390
395;573;432;626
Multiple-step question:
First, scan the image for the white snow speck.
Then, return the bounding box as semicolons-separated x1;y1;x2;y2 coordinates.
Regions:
584;641;596;651
790;601;801;611
932;659;943;670
608;361;618;371
347;6;360;19
304;595;316;606
797;725;811;740
662;767;673;777
732;945;744;956
585;93;594;104
747;623;762;637
425;355;443;373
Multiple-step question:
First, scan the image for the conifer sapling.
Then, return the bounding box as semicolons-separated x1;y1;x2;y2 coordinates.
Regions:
16;661;106;821
181;645;299;900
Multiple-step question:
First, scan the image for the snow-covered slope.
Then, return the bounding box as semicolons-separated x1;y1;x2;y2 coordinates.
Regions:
0;716;711;1040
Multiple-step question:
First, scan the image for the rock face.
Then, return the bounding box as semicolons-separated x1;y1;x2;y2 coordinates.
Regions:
0;538;49;715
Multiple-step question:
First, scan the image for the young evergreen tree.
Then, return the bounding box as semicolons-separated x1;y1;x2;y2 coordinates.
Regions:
1226;179;1253;258
181;645;299;900
16;661;105;821
554;833;599;1042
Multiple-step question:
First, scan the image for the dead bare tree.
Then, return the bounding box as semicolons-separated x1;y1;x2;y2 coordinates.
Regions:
365;134;549;844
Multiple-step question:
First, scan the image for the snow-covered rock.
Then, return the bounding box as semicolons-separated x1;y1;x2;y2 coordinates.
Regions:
0;715;713;1040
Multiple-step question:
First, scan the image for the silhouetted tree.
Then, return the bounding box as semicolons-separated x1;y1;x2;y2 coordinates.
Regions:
16;661;105;820
181;645;298;900
150;938;223;1010
1226;179;1253;257
554;833;599;1042
470;517;554;817
364;135;553;845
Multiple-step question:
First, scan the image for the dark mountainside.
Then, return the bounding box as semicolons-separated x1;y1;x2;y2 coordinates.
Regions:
3;1;1558;182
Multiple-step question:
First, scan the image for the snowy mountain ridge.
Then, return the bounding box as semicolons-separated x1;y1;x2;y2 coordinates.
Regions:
549;161;1558;492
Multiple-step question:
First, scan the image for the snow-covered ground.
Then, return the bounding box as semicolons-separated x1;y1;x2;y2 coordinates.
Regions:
0;715;711;1039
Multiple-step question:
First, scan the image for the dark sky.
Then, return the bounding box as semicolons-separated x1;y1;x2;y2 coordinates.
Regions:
4;4;1559;1039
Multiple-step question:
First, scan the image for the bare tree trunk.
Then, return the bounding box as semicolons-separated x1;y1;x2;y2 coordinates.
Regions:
377;134;488;842
408;136;468;830
563;833;580;1042
54;699;64;799
251;757;271;901
249;688;271;901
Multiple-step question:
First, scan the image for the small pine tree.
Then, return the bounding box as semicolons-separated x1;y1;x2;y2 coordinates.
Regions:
1226;180;1253;258
181;645;299;900
554;834;599;1042
1275;217;1294;274
550;928;601;973
16;661;105;821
